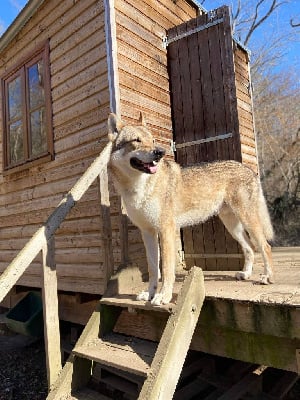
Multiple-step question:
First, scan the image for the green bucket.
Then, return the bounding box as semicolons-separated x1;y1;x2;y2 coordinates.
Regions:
5;292;44;337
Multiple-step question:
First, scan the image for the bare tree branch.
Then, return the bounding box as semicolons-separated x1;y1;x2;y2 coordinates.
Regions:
290;18;300;27
244;0;289;45
231;0;242;36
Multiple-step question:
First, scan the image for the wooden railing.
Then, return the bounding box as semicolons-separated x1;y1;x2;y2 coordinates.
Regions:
0;141;113;389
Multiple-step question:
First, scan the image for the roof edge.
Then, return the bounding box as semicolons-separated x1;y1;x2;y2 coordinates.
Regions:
187;0;207;14
0;0;46;54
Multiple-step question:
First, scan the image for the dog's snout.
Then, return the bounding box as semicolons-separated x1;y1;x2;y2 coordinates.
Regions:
153;147;165;160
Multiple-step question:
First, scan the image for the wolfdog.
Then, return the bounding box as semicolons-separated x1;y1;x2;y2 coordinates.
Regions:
108;113;274;305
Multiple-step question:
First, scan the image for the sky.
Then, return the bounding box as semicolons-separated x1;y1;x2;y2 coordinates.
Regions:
0;0;28;36
0;0;299;73
199;0;300;73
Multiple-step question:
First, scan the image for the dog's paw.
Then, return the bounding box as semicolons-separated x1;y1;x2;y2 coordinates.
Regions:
136;291;152;301
235;271;251;281
151;293;164;306
260;274;275;285
151;291;172;306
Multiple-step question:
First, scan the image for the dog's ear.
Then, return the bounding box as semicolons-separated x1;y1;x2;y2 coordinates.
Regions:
138;111;146;126
108;113;123;142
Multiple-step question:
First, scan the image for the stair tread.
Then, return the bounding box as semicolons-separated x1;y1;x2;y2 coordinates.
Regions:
66;387;111;400
100;294;174;313
73;333;157;377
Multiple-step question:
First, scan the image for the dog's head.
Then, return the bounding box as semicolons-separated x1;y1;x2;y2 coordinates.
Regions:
108;113;165;175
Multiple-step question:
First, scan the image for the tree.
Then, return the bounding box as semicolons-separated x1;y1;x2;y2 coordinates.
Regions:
254;69;300;245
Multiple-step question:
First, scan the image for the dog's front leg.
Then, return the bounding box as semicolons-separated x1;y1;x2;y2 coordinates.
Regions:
137;230;160;302
151;223;175;306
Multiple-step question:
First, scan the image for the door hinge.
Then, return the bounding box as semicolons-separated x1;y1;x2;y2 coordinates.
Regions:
175;132;233;150
163;17;224;48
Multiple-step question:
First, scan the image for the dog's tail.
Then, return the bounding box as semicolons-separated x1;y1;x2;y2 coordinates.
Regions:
258;184;274;241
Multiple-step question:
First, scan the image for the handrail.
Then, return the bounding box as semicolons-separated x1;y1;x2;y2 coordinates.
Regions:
0;141;112;303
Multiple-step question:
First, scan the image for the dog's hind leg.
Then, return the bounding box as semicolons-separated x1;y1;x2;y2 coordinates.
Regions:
219;206;255;281
258;240;274;284
222;206;274;285
137;230;160;301
244;226;274;284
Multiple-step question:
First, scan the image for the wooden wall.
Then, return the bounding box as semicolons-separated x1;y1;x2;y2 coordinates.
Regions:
0;0;110;294
234;44;258;173
113;0;198;271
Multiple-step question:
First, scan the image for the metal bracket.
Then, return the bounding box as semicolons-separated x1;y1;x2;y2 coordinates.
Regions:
162;36;168;49
163;17;224;48
175;132;233;150
170;140;177;153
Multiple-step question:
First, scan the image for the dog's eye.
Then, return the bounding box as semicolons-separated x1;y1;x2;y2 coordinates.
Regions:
135;138;141;143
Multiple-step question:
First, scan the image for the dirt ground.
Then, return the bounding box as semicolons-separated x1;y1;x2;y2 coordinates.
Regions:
0;319;47;400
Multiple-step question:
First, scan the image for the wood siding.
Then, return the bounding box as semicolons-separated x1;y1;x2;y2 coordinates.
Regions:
0;0;110;294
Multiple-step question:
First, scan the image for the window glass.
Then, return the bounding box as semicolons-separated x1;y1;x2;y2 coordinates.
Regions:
30;108;47;156
8;76;22;120
9;120;24;163
28;60;45;110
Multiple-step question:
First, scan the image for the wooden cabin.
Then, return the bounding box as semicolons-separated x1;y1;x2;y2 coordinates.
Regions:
0;1;299;397
0;0;257;308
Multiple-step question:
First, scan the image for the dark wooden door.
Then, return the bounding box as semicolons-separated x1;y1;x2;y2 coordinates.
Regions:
167;6;243;270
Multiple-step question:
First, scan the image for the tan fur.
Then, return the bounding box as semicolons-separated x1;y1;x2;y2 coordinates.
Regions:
108;114;274;305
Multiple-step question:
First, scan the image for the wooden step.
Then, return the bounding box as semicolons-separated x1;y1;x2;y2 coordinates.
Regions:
73;333;157;377
67;387;111;399
100;294;174;313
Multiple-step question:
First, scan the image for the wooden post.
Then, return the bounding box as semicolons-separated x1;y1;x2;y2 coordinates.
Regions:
42;236;62;390
119;198;129;266
99;164;114;286
139;267;205;400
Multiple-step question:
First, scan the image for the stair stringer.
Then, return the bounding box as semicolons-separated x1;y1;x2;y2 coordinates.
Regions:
138;266;205;399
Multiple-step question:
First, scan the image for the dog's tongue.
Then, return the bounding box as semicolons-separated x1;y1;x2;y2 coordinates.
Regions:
145;163;157;174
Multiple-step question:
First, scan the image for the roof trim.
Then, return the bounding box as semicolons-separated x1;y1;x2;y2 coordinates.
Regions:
187;0;207;14
0;0;46;53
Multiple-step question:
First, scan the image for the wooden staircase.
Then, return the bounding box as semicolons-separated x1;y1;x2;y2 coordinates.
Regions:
47;266;205;400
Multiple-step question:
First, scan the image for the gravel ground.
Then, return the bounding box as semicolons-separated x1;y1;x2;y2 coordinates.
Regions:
0;320;48;400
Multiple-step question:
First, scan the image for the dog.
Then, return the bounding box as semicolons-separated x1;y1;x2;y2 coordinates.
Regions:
107;113;274;305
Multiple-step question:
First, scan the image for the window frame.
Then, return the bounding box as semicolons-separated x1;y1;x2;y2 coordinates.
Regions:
1;41;54;173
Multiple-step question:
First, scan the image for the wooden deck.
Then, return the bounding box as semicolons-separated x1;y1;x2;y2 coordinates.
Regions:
105;248;300;374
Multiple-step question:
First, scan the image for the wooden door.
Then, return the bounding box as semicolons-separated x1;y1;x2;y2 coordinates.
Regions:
167;6;243;270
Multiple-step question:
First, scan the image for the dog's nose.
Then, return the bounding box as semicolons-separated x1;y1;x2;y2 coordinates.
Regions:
153;147;165;160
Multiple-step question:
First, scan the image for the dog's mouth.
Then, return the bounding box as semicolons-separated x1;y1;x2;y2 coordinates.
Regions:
130;157;158;174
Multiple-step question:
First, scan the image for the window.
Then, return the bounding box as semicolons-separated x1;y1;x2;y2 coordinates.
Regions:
1;42;53;171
